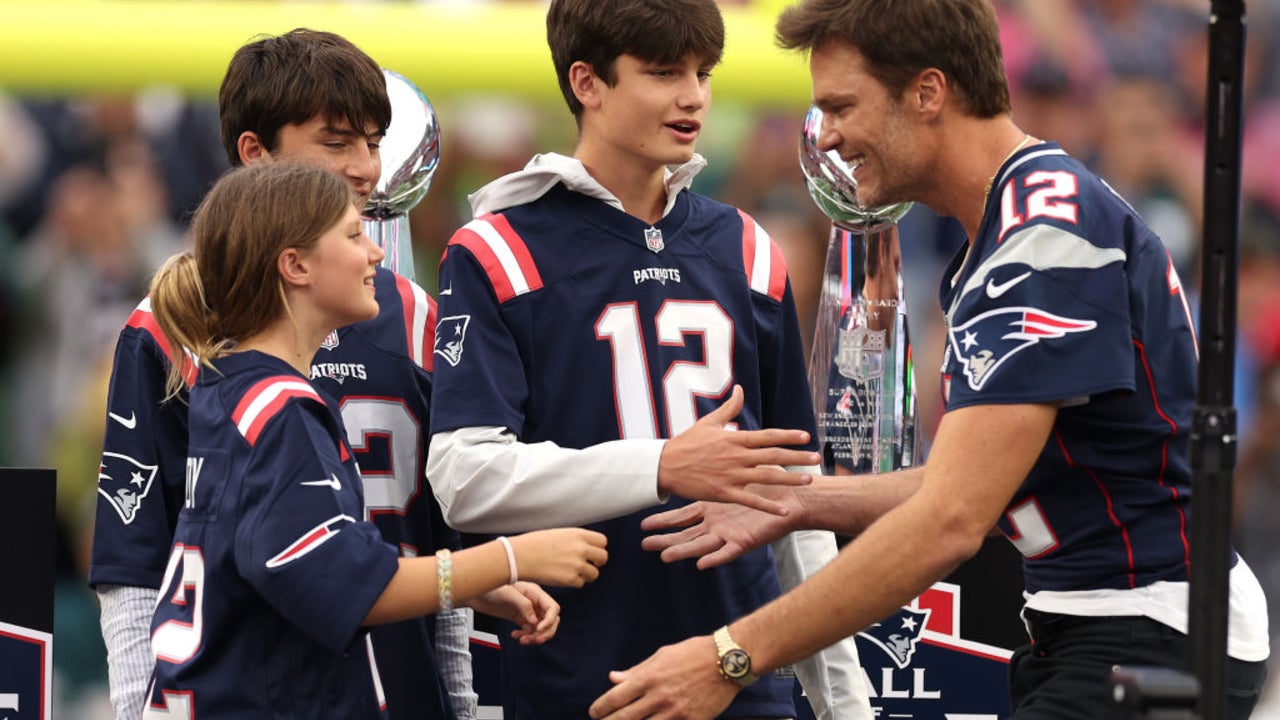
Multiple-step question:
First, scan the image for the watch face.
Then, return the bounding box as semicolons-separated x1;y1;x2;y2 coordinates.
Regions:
721;648;752;679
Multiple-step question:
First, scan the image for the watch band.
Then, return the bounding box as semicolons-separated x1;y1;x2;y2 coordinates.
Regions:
713;625;757;687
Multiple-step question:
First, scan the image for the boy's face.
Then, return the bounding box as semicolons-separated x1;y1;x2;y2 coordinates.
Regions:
588;53;713;170
269;115;384;208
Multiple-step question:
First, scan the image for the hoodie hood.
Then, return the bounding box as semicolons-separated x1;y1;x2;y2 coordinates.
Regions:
467;152;707;218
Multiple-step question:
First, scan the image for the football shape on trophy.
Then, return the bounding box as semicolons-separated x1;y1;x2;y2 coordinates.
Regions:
365;68;441;221
361;68;441;280
799;105;911;234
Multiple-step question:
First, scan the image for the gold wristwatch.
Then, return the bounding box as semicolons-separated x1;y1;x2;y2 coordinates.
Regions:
712;625;757;687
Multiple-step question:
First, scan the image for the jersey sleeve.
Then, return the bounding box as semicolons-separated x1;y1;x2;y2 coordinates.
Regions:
233;400;399;651
943;220;1135;410
429;232;530;435
88;326;189;590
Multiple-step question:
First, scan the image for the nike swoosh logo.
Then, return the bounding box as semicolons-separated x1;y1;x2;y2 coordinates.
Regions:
108;411;137;429
985;271;1032;299
301;473;342;491
439;286;453;296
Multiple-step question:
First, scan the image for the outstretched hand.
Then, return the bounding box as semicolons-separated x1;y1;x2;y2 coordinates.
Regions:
588;635;737;720
641;487;798;569
658;386;817;516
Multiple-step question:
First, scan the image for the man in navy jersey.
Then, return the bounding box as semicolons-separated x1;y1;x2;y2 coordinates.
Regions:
426;1;872;718
589;1;1271;719
88;29;478;720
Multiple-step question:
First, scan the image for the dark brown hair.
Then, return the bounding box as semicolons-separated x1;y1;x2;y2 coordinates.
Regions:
218;28;392;166
776;0;1011;118
151;163;353;395
547;0;725;118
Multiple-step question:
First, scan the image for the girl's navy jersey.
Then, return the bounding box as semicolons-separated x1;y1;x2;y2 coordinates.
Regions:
91;267;457;719
431;183;817;719
146;351;399;719
940;142;1206;594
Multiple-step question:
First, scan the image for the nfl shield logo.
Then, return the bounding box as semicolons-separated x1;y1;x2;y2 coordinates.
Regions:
644;226;664;253
321;330;340;350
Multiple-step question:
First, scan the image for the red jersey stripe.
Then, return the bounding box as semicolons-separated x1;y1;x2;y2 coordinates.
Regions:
231;377;322;446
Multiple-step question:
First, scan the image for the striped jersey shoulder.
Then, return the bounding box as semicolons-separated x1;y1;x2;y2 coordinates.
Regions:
445;212;544;304
230;375;326;447
382;269;437;372
736;208;788;302
124;295;198;387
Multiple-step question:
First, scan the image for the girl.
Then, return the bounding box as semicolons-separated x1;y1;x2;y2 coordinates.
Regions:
144;162;607;718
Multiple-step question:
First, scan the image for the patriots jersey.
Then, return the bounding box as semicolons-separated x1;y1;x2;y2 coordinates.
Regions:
940;141;1206;593
146;351;400;719
89;297;196;590
90;268;457;720
431;184;817;719
310;266;459;720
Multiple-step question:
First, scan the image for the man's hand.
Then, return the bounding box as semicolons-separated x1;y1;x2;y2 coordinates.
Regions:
588;635;738;720
468;582;561;645
641;488;799;569
658;385;817;515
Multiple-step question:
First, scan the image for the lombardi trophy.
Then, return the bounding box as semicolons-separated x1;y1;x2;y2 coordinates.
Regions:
362;69;442;281
799;105;918;475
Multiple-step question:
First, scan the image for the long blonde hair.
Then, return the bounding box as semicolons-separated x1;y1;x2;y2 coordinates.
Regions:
150;163;354;396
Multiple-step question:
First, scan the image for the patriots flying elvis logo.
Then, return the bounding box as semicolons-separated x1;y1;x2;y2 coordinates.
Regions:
98;452;159;524
949;306;1096;390
434;315;471;368
858;606;931;669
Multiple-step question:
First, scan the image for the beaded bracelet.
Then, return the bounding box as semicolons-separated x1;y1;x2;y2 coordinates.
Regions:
436;548;454;611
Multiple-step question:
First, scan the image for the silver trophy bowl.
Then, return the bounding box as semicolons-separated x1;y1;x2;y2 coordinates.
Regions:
363;68;440;222
361;69;440;280
799;105;912;234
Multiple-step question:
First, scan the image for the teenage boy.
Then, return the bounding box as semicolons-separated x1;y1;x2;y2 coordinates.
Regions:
426;1;870;718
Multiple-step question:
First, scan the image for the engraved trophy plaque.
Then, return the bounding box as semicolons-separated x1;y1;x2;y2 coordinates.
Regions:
800;105;918;474
361;68;441;281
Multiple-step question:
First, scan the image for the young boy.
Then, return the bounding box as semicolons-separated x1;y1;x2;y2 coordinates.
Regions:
426;1;869;717
89;29;478;720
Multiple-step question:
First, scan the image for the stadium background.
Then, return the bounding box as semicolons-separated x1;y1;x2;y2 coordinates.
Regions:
1;0;1279;717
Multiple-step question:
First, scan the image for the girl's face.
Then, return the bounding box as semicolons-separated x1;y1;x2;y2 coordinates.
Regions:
304;204;385;328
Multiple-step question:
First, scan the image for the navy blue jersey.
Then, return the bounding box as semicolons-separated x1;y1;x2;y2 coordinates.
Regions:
146;351;400;719
89;298;196;590
91;268;456;720
311;267;458;720
431;184;817;719
939;142;1206;594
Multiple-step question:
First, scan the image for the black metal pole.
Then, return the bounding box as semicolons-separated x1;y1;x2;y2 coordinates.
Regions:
1188;2;1247;720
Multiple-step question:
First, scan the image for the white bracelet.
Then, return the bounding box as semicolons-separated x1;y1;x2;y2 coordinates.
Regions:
436;548;453;611
496;536;518;585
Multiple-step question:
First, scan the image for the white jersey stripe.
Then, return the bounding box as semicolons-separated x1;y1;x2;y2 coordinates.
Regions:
749;219;773;295
235;380;318;439
463;218;532;297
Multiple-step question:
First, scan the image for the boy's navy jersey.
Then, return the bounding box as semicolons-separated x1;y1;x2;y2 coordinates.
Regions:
939;142;1209;594
89;297;196;590
432;184;817;719
146;351;399;719
91;268;456;719
310;266;458;720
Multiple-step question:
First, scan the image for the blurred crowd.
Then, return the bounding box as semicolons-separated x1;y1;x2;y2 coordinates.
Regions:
2;0;1279;717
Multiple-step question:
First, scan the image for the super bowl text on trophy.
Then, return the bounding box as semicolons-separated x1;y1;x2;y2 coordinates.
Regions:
799;106;919;475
